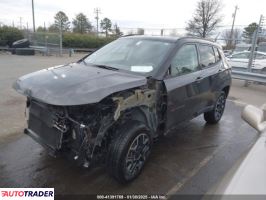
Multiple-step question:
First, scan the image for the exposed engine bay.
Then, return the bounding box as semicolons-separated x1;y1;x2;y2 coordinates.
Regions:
24;85;165;168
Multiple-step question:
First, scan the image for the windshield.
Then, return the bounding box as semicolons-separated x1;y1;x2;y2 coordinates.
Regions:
84;38;174;74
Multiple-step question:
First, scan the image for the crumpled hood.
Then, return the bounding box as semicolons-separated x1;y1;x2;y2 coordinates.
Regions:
13;63;147;106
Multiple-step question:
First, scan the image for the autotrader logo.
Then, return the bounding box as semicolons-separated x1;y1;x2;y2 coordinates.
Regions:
0;188;54;200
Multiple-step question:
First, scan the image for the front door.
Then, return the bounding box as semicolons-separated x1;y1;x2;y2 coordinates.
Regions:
164;44;202;129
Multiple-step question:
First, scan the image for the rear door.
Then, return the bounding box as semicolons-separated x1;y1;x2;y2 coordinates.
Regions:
196;44;224;111
164;44;202;128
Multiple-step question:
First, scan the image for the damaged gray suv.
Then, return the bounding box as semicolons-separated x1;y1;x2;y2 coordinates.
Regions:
13;36;231;183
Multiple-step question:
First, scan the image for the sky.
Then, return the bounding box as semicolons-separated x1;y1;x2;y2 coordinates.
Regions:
0;0;266;31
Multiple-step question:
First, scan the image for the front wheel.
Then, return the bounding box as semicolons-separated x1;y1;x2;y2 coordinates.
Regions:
106;121;152;183
204;91;226;124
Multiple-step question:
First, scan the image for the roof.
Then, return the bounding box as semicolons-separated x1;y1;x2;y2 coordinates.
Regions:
122;35;180;42
121;35;221;48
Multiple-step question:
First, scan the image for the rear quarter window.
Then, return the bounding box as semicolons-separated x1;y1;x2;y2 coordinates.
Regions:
198;45;216;68
213;47;221;62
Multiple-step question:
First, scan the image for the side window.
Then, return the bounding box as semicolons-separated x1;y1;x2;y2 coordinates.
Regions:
255;53;266;60
198;45;216;68
231;52;250;59
214;47;221;62
170;44;199;76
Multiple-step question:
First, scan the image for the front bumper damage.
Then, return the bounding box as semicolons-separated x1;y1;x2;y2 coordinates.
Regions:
24;100;107;166
23;88;157;168
24;100;66;156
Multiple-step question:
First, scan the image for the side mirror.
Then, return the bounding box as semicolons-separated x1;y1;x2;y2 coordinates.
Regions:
241;104;266;132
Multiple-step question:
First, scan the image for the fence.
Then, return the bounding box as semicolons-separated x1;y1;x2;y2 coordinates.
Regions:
24;31;63;55
229;15;266;85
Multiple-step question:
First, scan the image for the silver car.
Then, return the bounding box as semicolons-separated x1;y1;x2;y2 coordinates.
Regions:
227;51;266;72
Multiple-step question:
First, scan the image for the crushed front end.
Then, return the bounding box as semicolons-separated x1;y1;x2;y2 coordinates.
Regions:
24;97;117;167
23;86;158;168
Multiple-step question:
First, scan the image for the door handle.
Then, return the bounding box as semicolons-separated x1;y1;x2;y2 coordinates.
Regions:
196;76;203;81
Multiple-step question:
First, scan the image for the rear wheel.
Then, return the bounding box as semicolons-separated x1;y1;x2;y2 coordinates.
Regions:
106;121;152;183
204;91;226;124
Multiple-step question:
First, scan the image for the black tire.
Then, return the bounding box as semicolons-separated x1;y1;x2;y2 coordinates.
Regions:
10;48;16;55
106;121;152;183
12;39;30;48
15;48;35;56
204;91;226;124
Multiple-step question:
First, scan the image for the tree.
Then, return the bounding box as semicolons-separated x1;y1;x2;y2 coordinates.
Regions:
242;22;258;42
113;23;123;37
36;26;46;32
72;13;92;34
186;0;223;38
48;24;58;32
0;26;23;47
137;28;144;35
100;18;112;37
54;11;70;32
221;29;242;49
170;29;178;36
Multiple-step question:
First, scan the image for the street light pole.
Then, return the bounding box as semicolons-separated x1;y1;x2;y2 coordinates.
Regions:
32;0;36;32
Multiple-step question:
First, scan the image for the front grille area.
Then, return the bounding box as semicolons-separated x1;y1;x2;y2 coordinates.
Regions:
27;101;63;150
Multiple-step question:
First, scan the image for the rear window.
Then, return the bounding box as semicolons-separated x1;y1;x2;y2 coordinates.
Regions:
198;45;216;68
213;47;221;62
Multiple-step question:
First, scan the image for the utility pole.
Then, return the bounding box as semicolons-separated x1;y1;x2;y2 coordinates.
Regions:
59;20;63;57
94;8;101;36
44;22;46;31
230;5;238;48
160;29;164;36
32;0;36;32
19;17;22;29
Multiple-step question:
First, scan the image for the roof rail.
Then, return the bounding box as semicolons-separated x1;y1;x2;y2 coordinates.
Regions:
122;34;143;37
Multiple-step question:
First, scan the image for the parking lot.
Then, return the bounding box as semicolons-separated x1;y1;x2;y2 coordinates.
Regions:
0;54;266;197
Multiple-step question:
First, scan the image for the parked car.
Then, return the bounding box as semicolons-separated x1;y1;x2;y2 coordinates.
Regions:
223;50;233;57
233;43;252;54
13;36;231;183
227;51;266;72
258;42;266;53
207;103;266;196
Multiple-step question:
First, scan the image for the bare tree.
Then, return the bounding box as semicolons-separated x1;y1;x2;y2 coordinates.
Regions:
222;29;241;49
137;28;144;35
186;0;223;38
169;29;178;36
113;23;123;37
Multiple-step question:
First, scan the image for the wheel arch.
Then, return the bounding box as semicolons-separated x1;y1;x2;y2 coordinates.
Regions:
222;85;230;97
